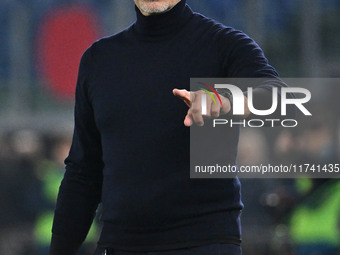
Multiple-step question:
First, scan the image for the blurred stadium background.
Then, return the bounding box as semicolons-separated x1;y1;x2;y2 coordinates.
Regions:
0;0;339;255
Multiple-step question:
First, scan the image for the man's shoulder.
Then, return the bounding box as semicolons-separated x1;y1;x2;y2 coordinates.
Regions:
190;12;233;34
190;12;250;42
87;24;133;53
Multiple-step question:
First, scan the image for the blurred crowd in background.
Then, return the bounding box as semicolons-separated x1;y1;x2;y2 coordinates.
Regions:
0;0;339;255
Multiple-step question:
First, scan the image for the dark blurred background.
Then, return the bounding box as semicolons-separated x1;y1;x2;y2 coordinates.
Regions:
0;1;339;255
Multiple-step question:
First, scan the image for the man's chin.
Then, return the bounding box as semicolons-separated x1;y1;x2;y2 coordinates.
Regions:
139;3;172;15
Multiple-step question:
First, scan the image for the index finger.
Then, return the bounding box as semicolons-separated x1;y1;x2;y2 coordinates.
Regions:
173;89;191;107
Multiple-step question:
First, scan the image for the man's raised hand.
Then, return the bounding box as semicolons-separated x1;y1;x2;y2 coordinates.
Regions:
172;88;231;127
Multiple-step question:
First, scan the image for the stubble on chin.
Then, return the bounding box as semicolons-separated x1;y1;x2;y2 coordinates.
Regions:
138;1;172;15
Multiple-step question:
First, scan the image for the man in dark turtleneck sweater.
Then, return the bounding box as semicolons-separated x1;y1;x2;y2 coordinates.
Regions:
49;0;285;254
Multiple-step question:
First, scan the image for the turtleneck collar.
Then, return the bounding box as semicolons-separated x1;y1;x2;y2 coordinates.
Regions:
133;0;193;40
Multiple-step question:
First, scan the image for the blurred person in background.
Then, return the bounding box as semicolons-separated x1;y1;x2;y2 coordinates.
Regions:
287;116;340;255
264;114;340;255
33;136;100;255
49;0;294;255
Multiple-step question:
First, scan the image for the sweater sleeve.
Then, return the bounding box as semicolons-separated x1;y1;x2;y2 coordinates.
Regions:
222;30;296;120
49;48;104;255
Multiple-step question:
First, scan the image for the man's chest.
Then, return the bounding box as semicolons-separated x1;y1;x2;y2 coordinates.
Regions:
87;40;225;132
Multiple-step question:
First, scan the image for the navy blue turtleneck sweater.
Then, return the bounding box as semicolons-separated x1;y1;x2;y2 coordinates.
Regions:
50;1;283;254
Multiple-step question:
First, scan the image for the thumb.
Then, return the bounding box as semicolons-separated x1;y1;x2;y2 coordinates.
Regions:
184;108;192;127
173;89;191;107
